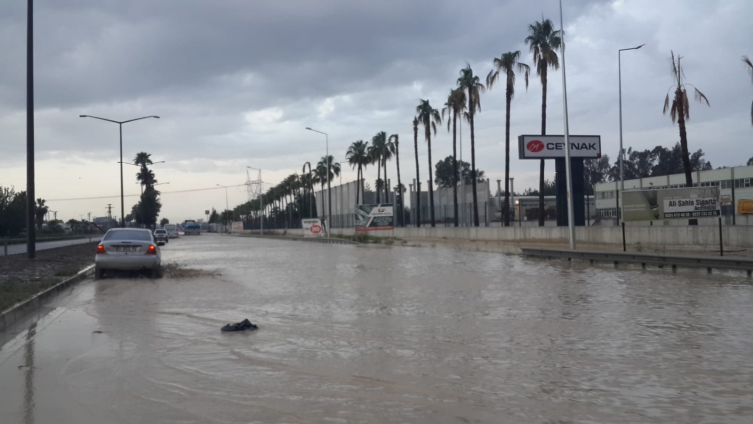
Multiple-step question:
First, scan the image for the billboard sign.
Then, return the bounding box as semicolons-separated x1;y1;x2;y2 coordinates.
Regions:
302;218;325;238
623;187;720;221
231;221;244;233
355;204;394;230
518;135;601;159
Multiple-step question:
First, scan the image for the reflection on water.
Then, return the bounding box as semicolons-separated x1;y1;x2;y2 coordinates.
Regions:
2;235;753;424
23;322;35;424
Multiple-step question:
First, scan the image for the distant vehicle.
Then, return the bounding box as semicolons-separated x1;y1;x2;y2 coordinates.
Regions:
95;228;161;279
183;221;201;235
153;229;169;245
163;224;179;238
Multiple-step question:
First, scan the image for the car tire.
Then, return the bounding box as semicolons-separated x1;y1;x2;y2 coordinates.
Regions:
151;267;159;279
95;268;104;280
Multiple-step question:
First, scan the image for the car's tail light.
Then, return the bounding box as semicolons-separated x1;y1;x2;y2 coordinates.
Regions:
97;244;106;254
147;245;157;255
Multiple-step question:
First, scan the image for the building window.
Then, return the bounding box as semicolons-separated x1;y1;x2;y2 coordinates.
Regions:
746;179;751;188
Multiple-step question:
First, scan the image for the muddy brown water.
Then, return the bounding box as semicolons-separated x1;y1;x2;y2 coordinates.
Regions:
1;234;752;423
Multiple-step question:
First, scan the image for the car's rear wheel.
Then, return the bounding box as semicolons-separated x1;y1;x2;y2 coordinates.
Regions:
150;268;159;279
95;268;104;280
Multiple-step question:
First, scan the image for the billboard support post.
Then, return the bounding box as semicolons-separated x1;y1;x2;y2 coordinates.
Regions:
621;222;626;252
719;217;723;257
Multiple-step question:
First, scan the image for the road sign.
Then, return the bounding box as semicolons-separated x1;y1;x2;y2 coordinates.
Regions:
623;187;720;221
518;135;601;159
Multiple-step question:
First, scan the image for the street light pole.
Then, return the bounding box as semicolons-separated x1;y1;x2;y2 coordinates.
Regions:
306;127;330;234
26;0;35;259
80;114;160;228
510;177;515;225
559;0;576;250
618;43;645;224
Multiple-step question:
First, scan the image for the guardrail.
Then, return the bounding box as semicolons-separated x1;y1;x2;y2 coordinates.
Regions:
521;248;753;276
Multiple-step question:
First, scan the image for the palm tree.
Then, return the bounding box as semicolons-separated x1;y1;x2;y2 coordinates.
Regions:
663;51;710;225
389;134;403;226
383;134;396;204
134;152;154;193
487;51;530;227
412;117;421;227
369;133;386;203
457;64;485;227
442;88;467;227
302;162;314;218
416;99;442;227
525;18;561;226
744;56;753;125
35;198;48;230
346;140;370;206
317;155;341;225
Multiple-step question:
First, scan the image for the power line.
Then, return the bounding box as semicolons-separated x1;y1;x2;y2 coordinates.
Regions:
47;184;246;202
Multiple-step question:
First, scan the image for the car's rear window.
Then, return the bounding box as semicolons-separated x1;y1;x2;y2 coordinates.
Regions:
104;230;152;241
155;230;166;234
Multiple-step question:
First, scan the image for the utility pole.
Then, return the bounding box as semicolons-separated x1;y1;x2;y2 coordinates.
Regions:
106;204;113;219
26;0;35;259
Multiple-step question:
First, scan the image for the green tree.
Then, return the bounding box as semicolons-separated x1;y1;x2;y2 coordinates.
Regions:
457;64;485;227
136;187;162;228
525;18;561;226
0;186;27;237
368;135;384;203
442;88;466;227
743;56;752;125
487;50;530;226
134;152;155;192
209;208;219;224
389;134;403;225
435;156;484;188
416;99;442;227
663;51;710;224
345;140;370;206
412;117;421;227
315;155;340;223
160;217;169;227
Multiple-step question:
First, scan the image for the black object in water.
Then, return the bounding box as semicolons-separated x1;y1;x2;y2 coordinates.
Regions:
221;319;259;332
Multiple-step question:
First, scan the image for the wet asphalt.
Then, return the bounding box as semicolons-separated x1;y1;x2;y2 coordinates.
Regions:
1;233;753;423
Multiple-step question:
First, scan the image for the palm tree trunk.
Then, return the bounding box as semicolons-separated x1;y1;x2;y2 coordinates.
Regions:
414;127;421;227
677;97;698;225
376;161;382;203
470;106;479;227
384;159;389;204
452;113;459;227
538;68;548;227
320;184;325;223
356;165;361;206
504;88;512;227
427;127;435;227
395;142;403;227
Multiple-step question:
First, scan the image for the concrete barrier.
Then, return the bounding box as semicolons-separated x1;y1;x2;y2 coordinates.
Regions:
322;225;753;250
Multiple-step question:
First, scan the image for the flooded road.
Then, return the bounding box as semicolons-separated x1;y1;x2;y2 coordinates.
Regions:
2;234;753;423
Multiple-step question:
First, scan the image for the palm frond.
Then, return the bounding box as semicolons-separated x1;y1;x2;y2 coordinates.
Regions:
689;85;710;106
750;100;752;126
663;93;670;115
743;56;753;83
486;69;499;90
682;89;690;120
670;99;678;123
517;63;530;90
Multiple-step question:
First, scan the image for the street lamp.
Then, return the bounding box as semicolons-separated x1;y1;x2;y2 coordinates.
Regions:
617;44;645;224
306;127;330;234
509;177;515;226
216;184;230;233
247;166;264;235
80;114;160;228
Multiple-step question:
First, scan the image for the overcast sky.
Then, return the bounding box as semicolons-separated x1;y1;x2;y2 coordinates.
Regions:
0;0;751;223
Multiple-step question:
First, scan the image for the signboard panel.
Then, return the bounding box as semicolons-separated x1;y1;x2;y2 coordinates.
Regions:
302;218;325;238
518;135;601;159
622;187;720;221
231;221;244;233
355;204;394;231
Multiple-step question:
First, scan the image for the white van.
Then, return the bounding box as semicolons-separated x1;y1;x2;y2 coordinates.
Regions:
163;224;179;239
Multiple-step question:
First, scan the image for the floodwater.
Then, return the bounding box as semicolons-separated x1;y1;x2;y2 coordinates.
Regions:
1;235;753;424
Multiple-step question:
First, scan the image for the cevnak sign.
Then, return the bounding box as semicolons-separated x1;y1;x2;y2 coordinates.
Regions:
518;135;601;159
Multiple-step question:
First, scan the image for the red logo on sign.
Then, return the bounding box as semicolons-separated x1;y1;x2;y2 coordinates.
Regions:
526;140;545;153
310;224;322;234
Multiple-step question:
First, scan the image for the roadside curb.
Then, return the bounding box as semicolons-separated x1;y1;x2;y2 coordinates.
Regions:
0;264;95;332
240;234;360;245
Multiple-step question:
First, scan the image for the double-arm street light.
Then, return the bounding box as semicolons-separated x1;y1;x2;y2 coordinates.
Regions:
80;114;160;227
618;44;645;223
305;127;330;233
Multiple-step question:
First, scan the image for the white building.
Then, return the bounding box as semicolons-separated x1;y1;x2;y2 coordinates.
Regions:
594;165;753;223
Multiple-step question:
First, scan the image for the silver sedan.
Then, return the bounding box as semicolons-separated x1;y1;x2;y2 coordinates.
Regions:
95;228;161;279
